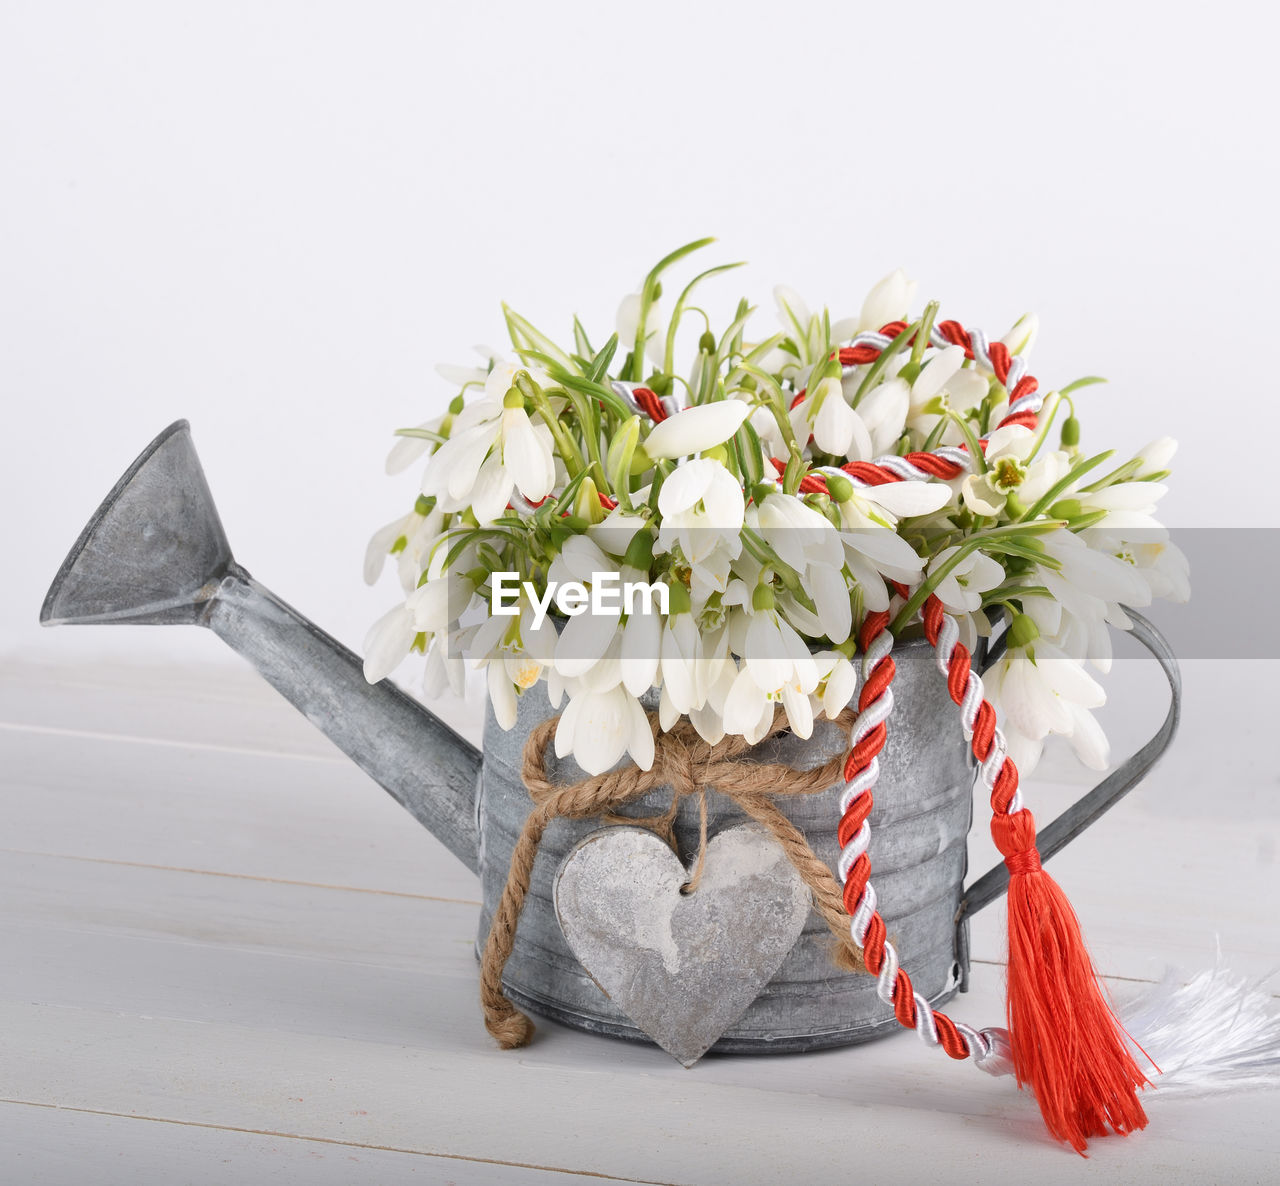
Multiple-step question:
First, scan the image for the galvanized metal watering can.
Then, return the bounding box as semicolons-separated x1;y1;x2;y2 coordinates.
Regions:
41;421;1181;1056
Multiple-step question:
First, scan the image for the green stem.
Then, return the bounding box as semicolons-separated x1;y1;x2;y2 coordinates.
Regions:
853;319;920;406
911;301;939;368
888;521;1067;635
516;372;584;478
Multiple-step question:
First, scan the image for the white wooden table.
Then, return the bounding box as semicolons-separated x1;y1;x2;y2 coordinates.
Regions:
3;651;1277;1184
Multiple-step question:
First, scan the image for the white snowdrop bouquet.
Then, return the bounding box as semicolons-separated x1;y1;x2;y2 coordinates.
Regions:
364;240;1188;776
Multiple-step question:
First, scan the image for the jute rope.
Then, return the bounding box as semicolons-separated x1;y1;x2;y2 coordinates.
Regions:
479;706;864;1048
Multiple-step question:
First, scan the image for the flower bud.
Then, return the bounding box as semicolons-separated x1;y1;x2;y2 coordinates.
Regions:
1060;415;1081;448
1134;436;1177;477
607;415;641;495
1008;613;1040;649
824;471;855;503
699;330;717;354
574;477;606;525
623;528;654;572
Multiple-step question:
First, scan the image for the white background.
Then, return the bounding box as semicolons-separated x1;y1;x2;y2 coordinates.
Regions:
3;0;1277;669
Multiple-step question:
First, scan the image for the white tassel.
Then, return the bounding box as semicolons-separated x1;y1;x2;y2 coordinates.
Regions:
1116;965;1280;1097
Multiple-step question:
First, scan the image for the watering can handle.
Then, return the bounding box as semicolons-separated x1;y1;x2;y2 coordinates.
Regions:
957;609;1181;922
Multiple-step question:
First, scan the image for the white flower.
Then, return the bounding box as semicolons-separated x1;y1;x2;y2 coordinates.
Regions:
984;619;1107;776
905;345;990;447
1000;313;1039;357
755;492;851;642
555;682;655;774
847;376;910;458
1134;436;1176;477
658;606;706;718
773;285;824;374
364;509;421;586
961;425;1068;517
812;650;858;718
722;587;820;740
1039;529;1152;615
616;293;666;367
466;602;559;728
420;362;557;522
422;633;466;699
856;268;916;334
654;458;745;576
927;546;1005;614
363;602;417;683
831;477;950;610
644;401;750;459
790;376;872;457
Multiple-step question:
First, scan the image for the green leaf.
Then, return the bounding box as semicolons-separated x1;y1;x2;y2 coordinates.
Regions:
573;315;593;359
852;319;920;406
393;427;446;443
663;262;745;376
503;305;576;371
586;333;620;384
1060;375;1108;397
1017;449;1113;522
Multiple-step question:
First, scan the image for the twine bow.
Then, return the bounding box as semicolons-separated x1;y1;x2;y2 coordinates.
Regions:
480;706;864;1047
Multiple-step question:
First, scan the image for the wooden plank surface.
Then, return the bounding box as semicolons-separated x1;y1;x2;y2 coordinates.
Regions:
1;656;1277;1183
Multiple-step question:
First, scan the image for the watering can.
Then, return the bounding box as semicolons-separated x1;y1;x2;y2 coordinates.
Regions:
41;421;1181;1055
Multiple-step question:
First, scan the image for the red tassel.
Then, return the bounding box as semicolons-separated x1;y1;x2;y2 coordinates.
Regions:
993;810;1151;1154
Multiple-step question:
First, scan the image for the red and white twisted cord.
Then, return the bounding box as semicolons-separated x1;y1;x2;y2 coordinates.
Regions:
825;317;1047;1074
836;609;1013;1074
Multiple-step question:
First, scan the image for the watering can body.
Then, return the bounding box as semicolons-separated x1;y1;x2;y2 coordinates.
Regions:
42;421;1181;1053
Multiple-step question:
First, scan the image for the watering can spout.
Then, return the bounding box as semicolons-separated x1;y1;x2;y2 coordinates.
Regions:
41;421;482;874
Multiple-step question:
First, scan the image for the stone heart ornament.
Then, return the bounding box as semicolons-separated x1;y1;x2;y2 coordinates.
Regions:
552;823;811;1066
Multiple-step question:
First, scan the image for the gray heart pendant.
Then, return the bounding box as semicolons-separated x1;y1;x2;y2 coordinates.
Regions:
553;823;811;1066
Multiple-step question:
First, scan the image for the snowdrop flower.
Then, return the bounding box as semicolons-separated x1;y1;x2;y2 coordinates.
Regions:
1126;538;1191;604
644;401;750;460
790;375;872;457
1133;436;1177;478
421;632;466;699
364;507;425;586
657;593;707;728
905;345;991;446
363;601;418;683
384;348;503;476
856;268;916;334
961;425;1068;517
755;492;851;642
1000;313;1039;357
555;682;655;775
1039;529;1152;615
617;292;666;368
825;473;949;610
420;363;557;523
654;457;745;582
927;546;1005;614
1072;480;1169;533
845;376;910;458
465;602;559;729
812;649;858;718
984;614;1109;775
722;583;820;741
771;285;823;376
